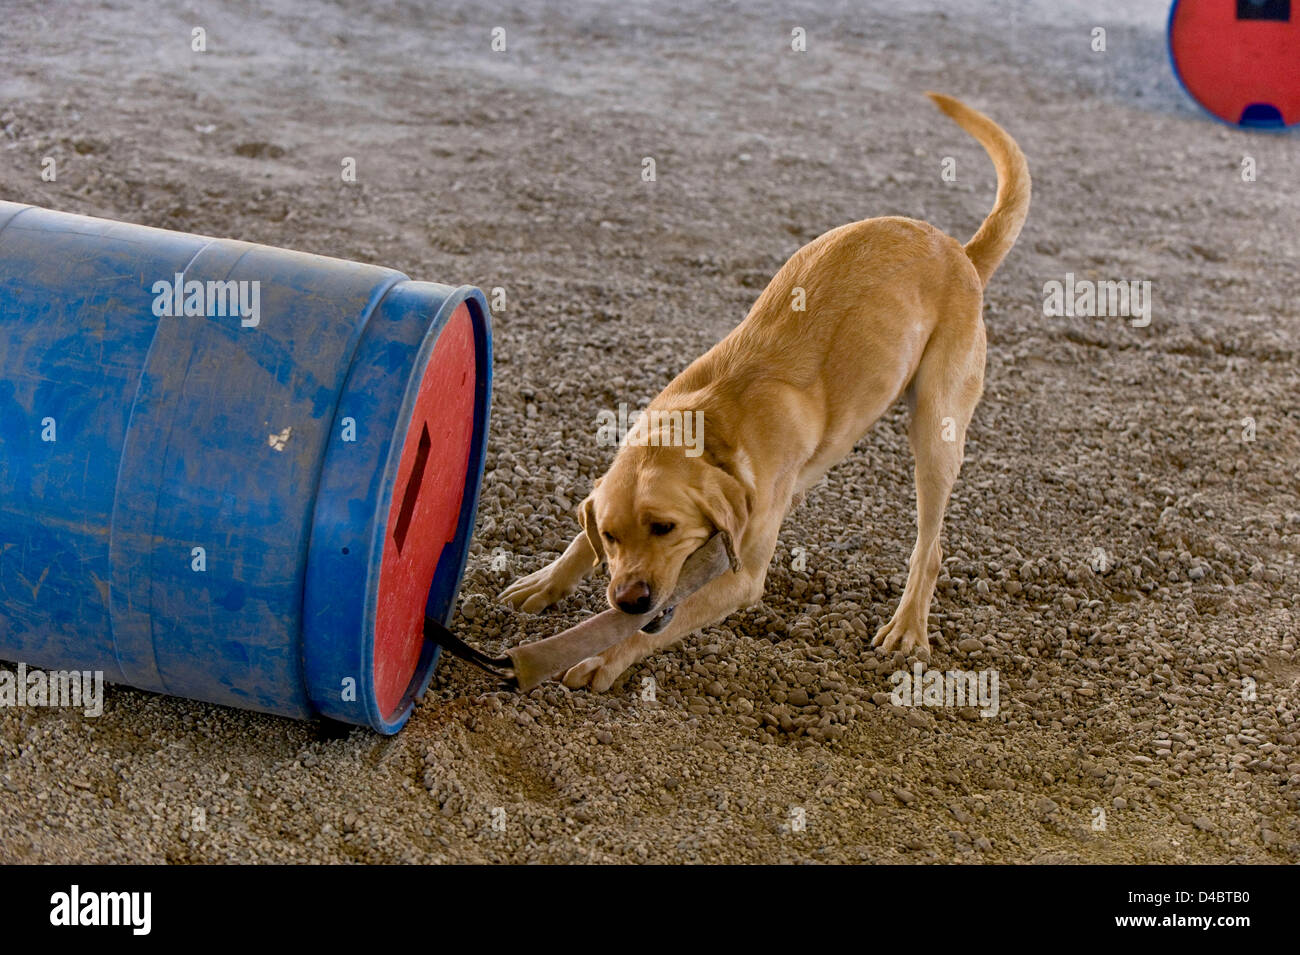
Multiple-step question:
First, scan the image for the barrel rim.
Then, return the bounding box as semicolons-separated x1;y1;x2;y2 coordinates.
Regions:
364;286;493;731
302;283;492;733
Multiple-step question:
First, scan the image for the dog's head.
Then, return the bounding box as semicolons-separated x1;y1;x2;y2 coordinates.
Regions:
579;443;751;631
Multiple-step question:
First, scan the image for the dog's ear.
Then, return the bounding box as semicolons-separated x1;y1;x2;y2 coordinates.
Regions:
578;478;604;567
691;464;752;573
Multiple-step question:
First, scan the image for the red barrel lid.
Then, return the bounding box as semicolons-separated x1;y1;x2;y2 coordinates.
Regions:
373;303;478;718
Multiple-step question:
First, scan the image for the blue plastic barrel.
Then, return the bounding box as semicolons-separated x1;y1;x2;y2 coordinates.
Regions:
0;202;492;733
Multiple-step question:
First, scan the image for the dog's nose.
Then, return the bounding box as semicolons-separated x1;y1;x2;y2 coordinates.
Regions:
614;581;652;615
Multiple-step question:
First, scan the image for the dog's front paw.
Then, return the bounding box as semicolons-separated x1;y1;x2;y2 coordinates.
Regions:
562;653;628;693
498;563;578;613
872;614;932;662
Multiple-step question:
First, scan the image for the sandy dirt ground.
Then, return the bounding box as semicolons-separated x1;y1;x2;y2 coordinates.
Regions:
1;0;1297;863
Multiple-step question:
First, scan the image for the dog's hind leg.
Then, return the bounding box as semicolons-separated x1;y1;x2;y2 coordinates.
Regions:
873;308;985;660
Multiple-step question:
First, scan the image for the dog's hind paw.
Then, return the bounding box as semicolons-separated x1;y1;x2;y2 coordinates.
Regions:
872;615;932;662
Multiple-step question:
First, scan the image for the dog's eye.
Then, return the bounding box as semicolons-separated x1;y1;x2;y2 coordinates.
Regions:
602;531;616;543
650;522;675;537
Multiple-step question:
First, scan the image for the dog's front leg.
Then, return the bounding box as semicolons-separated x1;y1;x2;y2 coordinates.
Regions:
562;569;761;692
498;532;598;613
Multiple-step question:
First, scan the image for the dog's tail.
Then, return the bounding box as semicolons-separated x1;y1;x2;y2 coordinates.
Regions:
926;92;1030;287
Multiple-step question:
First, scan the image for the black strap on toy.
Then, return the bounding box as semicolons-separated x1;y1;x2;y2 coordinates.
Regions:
423;616;514;681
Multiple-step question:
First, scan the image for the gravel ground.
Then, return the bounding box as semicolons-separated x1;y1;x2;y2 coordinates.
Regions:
1;0;1297;863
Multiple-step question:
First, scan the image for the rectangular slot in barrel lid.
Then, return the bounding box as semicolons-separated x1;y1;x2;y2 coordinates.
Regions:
392;423;431;554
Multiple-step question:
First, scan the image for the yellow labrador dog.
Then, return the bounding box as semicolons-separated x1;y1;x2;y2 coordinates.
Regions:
501;93;1029;691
